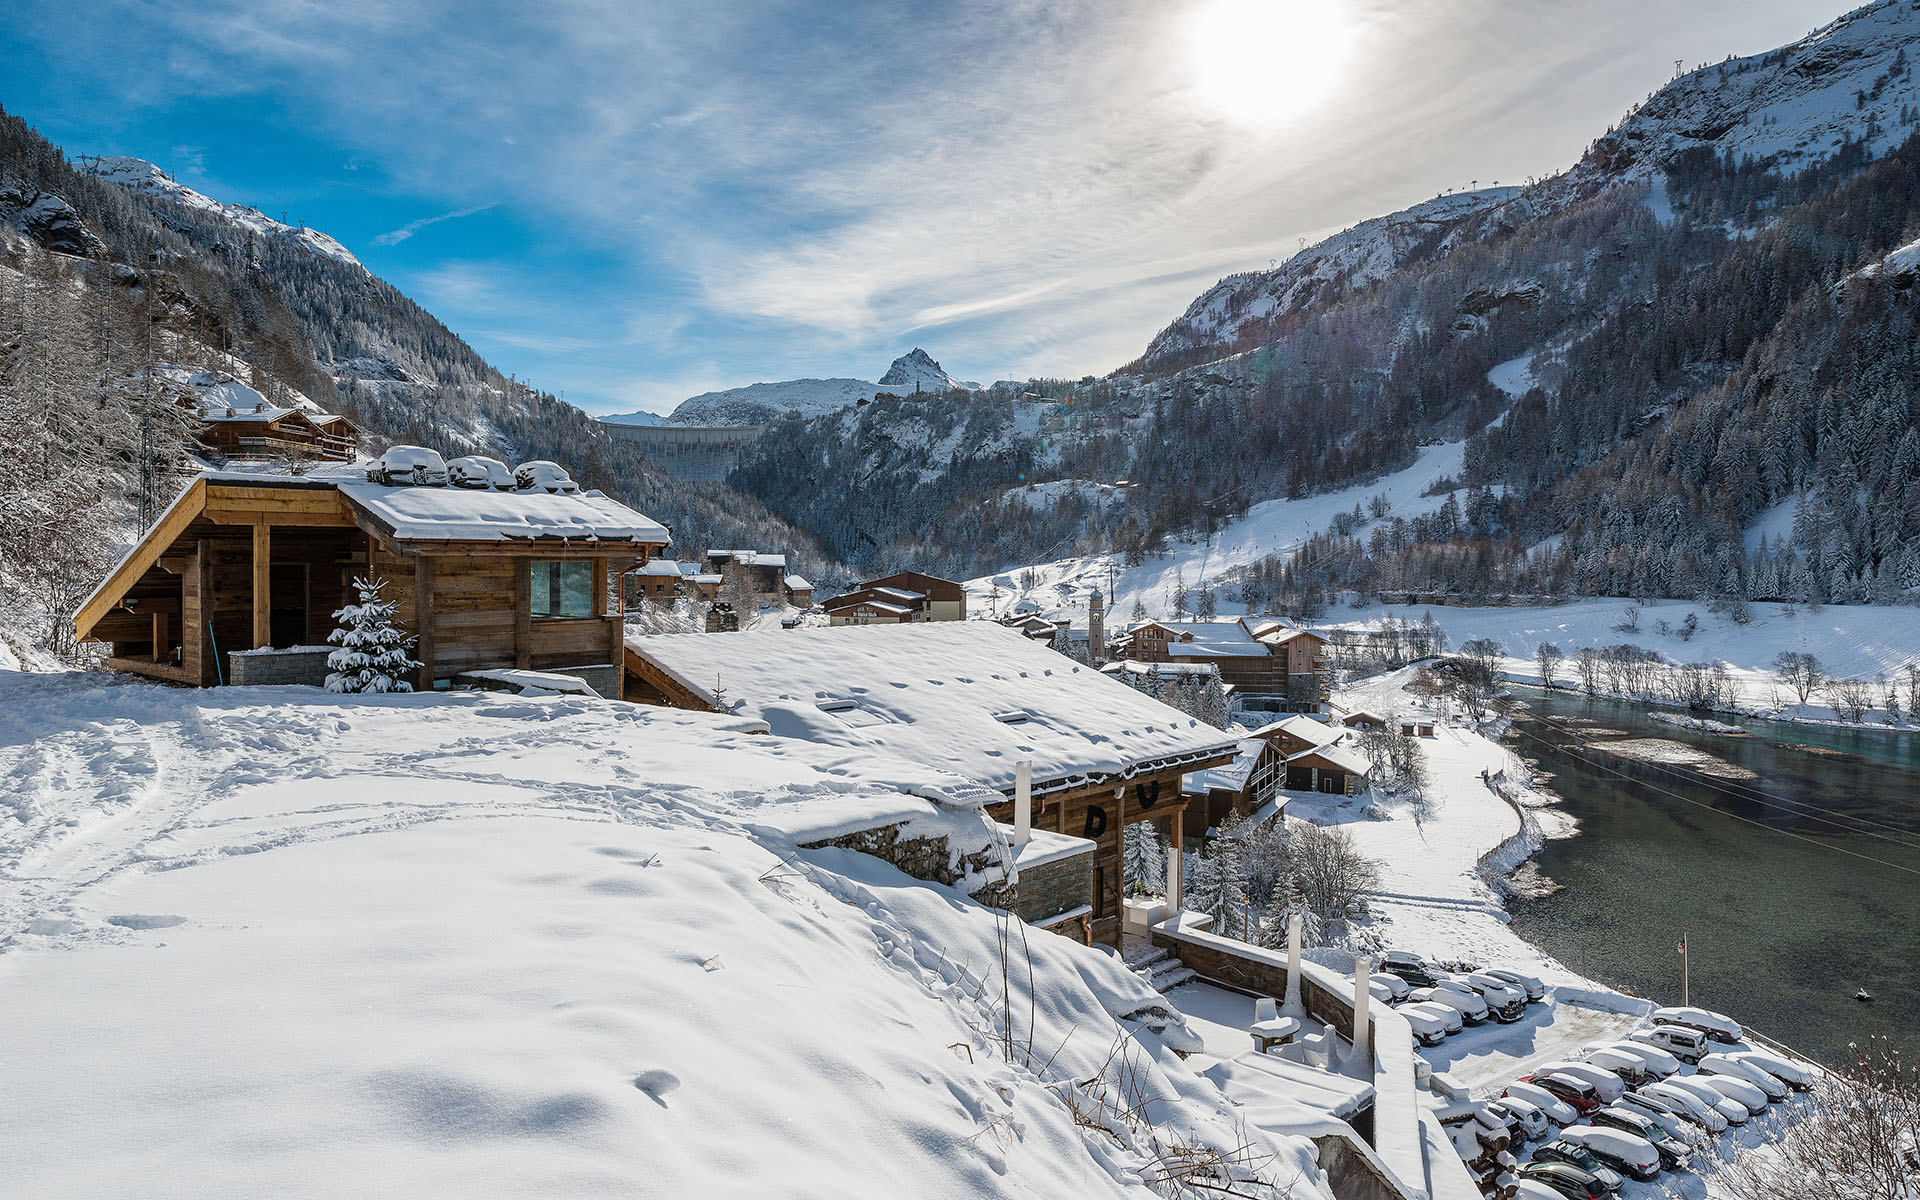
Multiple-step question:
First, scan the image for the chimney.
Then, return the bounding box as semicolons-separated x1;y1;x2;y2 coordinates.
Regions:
1014;759;1032;846
1088;589;1105;666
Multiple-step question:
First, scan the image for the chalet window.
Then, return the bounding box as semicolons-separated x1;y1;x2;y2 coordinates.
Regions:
530;560;593;619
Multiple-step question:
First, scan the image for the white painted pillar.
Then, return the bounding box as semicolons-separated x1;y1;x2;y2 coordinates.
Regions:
1283;912;1304;1016
1350;955;1373;1079
1168;807;1184;919
1014;760;1032;847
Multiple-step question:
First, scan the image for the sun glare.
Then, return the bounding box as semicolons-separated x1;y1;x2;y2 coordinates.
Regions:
1186;0;1353;127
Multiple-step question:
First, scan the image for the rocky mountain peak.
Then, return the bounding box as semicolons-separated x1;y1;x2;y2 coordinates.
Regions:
878;348;969;390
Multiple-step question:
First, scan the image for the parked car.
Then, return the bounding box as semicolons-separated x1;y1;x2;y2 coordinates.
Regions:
1533;1061;1626;1104
512;460;580;494
1399;999;1463;1034
1459;973;1530;1022
1590;1106;1692;1170
1699;1053;1789;1101
366;445;449;487
1614;1090;1697;1140
1487;1096;1551;1142
1629;1025;1708;1065
1694;1072;1770;1117
1656;1075;1750;1125
1397;1004;1450;1046
1414;983;1490;1024
1639;1082;1729;1133
1589;1039;1681;1079
1516;1161;1614;1200
1378;950;1446;988
1558;1125;1662;1182
1370;971;1412;1002
1528;1140;1626;1192
1484;966;1548;1002
1651;1005;1744;1044
1513;1180;1579;1200
1520;1073;1604;1116
1727;1047;1815;1092
1503;1081;1579;1126
1580;1047;1656;1088
445;455;516;490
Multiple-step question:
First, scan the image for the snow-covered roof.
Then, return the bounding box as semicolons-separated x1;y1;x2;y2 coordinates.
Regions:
1286;743;1371;777
711;549;787;568
1100;660;1221;678
638;559;683;576
869;586;926;602
1182;737;1269;795
1252;715;1342;747
338;480;669;546
784;574;812;591
862;601;915;615
1134;620;1272;658
625;622;1240;795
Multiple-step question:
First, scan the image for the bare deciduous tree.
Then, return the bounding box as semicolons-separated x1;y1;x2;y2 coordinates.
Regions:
1826;676;1874;724
1775;650;1826;704
1285;823;1380;931
1535;642;1565;689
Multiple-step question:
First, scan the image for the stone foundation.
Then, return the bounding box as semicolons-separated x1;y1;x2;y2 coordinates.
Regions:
227;647;334;688
1014;848;1095;927
803;821;1014;909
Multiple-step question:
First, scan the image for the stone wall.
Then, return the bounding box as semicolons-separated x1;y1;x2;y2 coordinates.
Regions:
1148;923;1358;1037
803;821;1014;910
227;648;334;688
1014;848;1094;926
542;663;619;698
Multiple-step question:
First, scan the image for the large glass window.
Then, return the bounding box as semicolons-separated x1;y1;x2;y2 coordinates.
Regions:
531;560;594;619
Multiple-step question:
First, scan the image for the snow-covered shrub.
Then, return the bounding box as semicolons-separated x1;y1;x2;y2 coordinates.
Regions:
325;576;420;693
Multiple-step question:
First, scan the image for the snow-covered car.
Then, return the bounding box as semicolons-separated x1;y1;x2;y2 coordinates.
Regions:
1516;1161;1613;1200
445;454;516;490
1530;1139;1626;1191
1368;978;1399;1005
1503;1080;1579;1126
1699;1053;1789;1101
1629;1024;1707;1064
1590;1106;1692;1170
1693;1072;1770;1116
1726;1047;1815;1091
1639;1082;1729;1133
1413;983;1490;1024
513;460;580;494
1370;971;1412;1002
1397;1000;1461;1039
1379;950;1445;988
1558;1125;1661;1181
1613;1090;1696;1140
1513;1173;1604;1200
1579;1047;1657;1088
1533;1061;1627;1104
1484;967;1547;1002
1459;973;1529;1022
1651;1005;1743;1044
1656;1075;1750;1125
1589;1039;1681;1079
1487;1096;1551;1142
366;445;449;486
1520;1073;1604;1117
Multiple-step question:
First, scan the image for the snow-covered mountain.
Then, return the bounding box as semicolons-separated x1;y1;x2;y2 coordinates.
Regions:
82;156;365;272
1141;0;1920;371
655;349;978;427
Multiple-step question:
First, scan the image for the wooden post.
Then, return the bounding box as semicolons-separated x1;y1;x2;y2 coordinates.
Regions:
414;555;435;691
251;520;271;648
151;609;169;664
190;539;213;684
514;560;533;669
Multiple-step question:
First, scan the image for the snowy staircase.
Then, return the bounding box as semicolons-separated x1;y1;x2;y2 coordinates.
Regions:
1125;945;1197;993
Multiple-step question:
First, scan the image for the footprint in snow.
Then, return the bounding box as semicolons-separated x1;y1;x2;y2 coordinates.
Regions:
634;1070;680;1104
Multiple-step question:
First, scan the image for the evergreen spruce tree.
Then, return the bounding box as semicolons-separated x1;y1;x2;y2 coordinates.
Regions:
1121;821;1165;896
1188;836;1250;939
325;576;421;693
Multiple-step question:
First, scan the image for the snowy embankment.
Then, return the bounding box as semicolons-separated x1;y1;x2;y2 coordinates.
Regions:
1323;598;1920;726
0;671;1328;1199
970;438;1468;621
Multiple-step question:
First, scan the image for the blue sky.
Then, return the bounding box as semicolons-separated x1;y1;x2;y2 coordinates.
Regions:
1;0;1846;415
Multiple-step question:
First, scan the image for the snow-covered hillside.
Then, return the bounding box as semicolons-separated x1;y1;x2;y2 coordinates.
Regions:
971;438;1469;623
83;156;365;272
658;349;979;427
0;673;1329;1199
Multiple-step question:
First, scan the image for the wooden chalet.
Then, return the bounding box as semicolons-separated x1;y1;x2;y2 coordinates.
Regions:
195;401;359;464
1118;617;1329;712
622;621;1238;946
1247;715;1371;795
1181;736;1286;829
822;570;967;625
75;466;669;697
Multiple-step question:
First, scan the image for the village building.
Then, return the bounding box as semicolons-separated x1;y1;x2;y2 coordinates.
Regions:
1339;709;1388;730
194;398;359;464
1179;736;1286;830
630;558;684;599
784;574;814;607
75;460;669;698
1116;617;1329;713
1247;715;1372;796
822;570;966;625
621;621;1239;946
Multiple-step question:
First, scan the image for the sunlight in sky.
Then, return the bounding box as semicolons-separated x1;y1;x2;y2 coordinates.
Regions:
1186;0;1354;127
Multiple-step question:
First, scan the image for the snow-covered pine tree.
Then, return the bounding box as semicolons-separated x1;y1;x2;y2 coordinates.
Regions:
325;577;421;693
1122;821;1165;896
1187;836;1249;939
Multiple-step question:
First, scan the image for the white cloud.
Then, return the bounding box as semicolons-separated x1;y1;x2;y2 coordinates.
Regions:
374;203;495;246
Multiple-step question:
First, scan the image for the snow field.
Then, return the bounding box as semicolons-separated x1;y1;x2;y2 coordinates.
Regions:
0;671;1329;1199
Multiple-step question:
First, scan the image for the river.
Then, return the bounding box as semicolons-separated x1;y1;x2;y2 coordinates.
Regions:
1503;687;1920;1066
